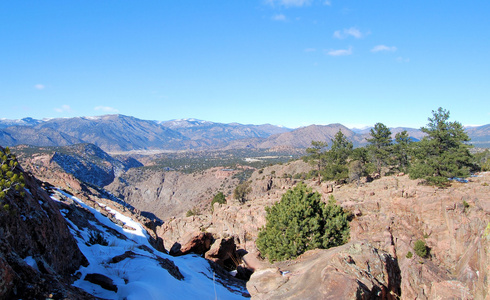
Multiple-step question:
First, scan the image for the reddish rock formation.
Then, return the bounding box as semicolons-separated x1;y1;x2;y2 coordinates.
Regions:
169;231;214;256
247;241;401;299
0;150;93;299
158;163;490;299
205;237;238;269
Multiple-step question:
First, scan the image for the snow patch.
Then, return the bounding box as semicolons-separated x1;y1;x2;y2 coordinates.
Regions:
23;256;39;272
52;189;248;300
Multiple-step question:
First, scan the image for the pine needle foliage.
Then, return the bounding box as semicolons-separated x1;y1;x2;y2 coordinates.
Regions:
256;183;349;262
211;192;226;212
0;147;26;202
409;107;475;186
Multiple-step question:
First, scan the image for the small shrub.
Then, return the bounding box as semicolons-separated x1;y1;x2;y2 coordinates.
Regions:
463;200;470;210
0;147;26;201
210;192;226;212
414;239;428;258
233;182;251;203
406;251;413;259
88;231;109;246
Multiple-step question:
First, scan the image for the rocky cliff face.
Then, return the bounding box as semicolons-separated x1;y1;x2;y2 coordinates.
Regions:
247;242;401;299
0;149;92;299
105;166;239;221
158;161;490;299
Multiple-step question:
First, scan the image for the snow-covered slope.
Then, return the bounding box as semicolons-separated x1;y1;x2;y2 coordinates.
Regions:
51;190;249;299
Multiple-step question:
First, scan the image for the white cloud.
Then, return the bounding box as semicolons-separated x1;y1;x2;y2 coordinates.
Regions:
396;57;410;63
54;105;72;113
324;0;331;6
326;46;352;56
266;0;312;7
333;27;363;39
34;84;45;90
371;45;397;53
272;14;287;21
94;106;119;113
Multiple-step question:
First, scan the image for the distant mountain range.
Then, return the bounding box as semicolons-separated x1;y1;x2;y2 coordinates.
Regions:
0;115;489;152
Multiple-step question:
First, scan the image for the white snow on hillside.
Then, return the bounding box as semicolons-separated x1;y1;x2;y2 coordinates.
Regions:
51;190;249;300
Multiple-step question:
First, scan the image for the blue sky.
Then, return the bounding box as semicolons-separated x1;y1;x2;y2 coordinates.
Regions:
1;1;489;128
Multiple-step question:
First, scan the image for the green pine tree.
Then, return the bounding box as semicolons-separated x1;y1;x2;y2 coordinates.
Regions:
256;183;349;262
392;130;412;172
0;147;26;203
409;107;475;186
304;141;328;183
211;191;226;212
324;130;353;183
366;123;392;175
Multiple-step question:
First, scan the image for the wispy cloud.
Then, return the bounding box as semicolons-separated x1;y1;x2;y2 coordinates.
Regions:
266;0;312;7
272;14;287;21
94;106;119;113
304;48;317;52
54;105;72;113
371;45;397;53
396;57;410;63
34;84;45;90
333;27;364;39
326;46;352;56
324;0;332;6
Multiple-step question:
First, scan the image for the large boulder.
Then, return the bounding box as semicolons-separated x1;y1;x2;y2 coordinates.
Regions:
247;241;401;300
169;231;214;256
205;237;238;269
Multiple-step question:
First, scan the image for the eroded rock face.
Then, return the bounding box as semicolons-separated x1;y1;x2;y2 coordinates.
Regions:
105;167;239;221
247;242;401;299
0;156;92;299
169;231;214;256
159;163;490;299
205;237;237;268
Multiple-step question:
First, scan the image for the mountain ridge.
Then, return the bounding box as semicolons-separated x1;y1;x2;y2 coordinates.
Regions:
1;114;489;151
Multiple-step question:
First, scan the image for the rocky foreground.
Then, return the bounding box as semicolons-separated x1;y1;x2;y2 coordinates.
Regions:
8;149;490;299
158;161;490;299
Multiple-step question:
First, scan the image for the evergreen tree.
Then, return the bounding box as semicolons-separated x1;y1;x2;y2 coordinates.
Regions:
392;130;412;172
324;130;353;183
211;191;226;212
233;181;251;203
366;123;392;175
304;141;328;183
0;147;26;202
348;147;374;185
256;183;349;262
409;107;474;186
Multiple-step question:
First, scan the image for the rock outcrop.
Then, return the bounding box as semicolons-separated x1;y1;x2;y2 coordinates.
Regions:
247;241;401;299
0;148;93;299
158;161;490;299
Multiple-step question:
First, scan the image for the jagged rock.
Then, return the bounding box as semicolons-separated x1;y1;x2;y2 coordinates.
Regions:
322;183;333;194
154;256;185;280
0;148;93;299
109;251;136;264
205;237;238;269
170;231;214;256
84;273;118;292
247;241;401;300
